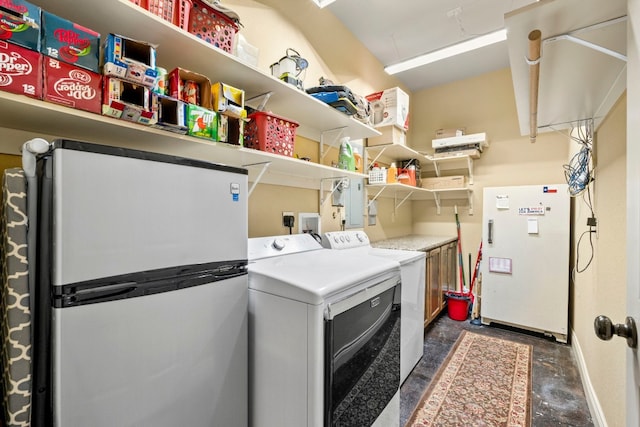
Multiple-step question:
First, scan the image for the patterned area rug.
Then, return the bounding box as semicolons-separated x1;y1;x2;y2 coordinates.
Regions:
406;330;532;427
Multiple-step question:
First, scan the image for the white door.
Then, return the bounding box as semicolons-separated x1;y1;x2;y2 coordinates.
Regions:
627;0;640;423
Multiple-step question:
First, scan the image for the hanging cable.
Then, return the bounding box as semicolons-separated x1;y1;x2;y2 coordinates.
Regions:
564;120;596;273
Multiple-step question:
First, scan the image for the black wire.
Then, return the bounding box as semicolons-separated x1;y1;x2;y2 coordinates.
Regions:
576;228;595;273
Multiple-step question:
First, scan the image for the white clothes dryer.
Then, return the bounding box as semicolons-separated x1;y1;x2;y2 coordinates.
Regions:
322;231;426;383
248;234;402;427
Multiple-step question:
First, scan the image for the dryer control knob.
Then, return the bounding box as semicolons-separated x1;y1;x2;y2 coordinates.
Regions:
272;239;286;250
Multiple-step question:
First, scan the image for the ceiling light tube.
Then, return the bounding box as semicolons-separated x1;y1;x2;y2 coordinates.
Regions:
385;29;508;74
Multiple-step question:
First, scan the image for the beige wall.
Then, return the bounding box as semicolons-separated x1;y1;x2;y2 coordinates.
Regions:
410;68;569;274
572;94;627;427
227;0;414;238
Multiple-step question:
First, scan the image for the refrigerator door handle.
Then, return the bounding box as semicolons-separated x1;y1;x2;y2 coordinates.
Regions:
488;219;494;244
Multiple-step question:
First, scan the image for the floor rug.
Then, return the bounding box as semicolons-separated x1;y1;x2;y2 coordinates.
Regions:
406;330;532;427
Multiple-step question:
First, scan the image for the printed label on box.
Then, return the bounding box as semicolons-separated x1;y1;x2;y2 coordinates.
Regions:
44;58;101;113
0;0;41;51
41;11;100;73
0;40;42;99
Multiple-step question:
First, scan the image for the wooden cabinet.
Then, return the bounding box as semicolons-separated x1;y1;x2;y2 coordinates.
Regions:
424;246;441;326
423;240;458;327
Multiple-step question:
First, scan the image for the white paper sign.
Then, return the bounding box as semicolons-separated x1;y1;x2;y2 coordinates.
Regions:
489;257;512;274
496;195;509;209
527;218;539;234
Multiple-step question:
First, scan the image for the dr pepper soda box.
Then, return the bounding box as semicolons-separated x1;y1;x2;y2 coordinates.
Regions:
43;56;101;114
0;0;41;51
40;10;100;73
0;39;41;99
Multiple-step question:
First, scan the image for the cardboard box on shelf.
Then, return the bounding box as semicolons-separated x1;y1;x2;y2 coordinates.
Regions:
101;76;157;125
218;113;245;146
366;125;406;147
186;104;217;140
168;67;212;109
43;57;101;114
435;127;465;138
151;95;188;134
365;87;409;130
0;40;42;99
212;81;244;118
0;0;41;51
433;148;481;159
40;10;100;73
422;175;466;190
103;34;158;87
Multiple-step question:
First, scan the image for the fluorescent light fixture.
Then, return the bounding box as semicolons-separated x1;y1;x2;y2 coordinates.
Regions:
312;0;337;7
385;28;508;74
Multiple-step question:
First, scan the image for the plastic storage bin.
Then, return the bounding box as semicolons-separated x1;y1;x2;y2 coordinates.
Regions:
143;0;192;31
244;112;298;157
188;0;239;53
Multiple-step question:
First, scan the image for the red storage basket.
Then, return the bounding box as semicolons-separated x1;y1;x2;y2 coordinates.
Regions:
188;0;239;53
244;112;299;157
145;0;192;31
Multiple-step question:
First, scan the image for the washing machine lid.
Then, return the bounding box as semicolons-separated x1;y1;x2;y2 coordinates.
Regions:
248;249;400;305
368;247;426;265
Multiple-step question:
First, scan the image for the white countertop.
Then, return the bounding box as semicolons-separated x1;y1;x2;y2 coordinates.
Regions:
371;235;457;252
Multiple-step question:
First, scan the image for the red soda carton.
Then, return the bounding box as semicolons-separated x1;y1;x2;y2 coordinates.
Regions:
40;10;100;73
43;56;102;114
0;0;41;51
0;39;41;99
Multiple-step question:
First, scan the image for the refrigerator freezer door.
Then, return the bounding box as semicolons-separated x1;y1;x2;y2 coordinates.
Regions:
53;274;248;427
51;143;248;286
481;184;570;341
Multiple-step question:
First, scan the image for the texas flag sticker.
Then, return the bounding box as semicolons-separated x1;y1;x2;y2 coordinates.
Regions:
543;186;558;193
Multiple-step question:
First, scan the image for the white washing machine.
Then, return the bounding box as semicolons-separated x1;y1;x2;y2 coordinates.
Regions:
248;234;402;427
322;231;426;384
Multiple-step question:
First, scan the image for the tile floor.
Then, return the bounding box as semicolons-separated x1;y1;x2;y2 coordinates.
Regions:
400;313;594;426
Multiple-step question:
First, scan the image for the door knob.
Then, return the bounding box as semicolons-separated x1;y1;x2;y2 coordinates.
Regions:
594;315;637;348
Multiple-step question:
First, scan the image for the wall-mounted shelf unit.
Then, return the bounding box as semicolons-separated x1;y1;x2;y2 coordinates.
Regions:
1;0;379;194
366;183;473;215
364;140;477;213
506;0;627;137
422;153;476;184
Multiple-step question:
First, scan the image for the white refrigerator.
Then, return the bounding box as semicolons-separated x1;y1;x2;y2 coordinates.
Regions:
480;184;570;342
25;139;249;427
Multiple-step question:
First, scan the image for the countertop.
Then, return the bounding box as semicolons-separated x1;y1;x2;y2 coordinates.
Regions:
371;235;457;252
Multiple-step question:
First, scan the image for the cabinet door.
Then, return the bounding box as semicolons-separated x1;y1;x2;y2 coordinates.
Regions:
440;241;458;297
425;247;441;324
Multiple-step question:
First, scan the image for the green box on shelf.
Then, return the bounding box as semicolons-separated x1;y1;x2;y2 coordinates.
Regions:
186;104;217;140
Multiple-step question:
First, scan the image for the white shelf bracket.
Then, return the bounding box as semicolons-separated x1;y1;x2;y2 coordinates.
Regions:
395;190;414;211
432;159;442;177
243;161;272;196
543;16;628;62
368;146;389;166
320;127;348;163
367;186;387;207
245;92;274;111
467;190;474;215
433;192;442;215
467;157;474;184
